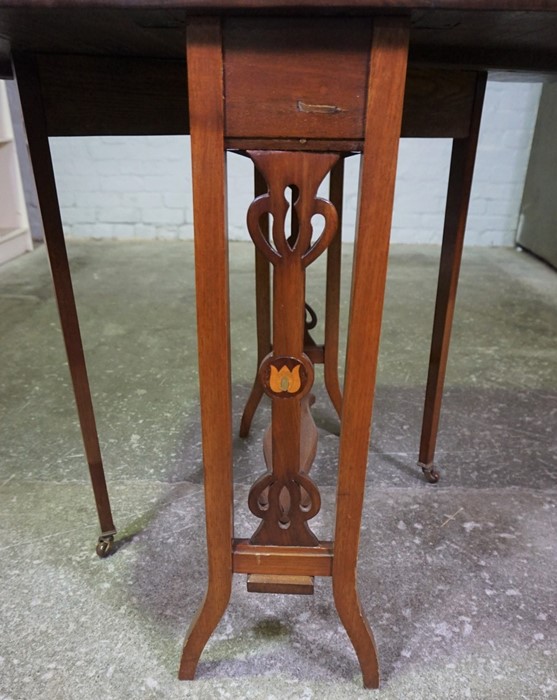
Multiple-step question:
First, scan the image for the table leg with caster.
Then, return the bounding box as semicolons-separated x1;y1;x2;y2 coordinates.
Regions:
13;54;117;556
418;72;487;483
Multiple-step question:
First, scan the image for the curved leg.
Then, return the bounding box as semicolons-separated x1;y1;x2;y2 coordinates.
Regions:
239;167;271;438
332;574;379;688
179;579;232;679
333;19;409;688
418;72;487;483
324;158;344;419
14;54;116;553
179;19;234;679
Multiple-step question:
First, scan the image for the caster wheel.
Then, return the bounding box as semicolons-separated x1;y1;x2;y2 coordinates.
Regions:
419;463;440;484
96;535;114;558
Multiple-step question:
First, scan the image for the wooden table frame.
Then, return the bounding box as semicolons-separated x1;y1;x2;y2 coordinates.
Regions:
177;17;411;687
10;13;489;686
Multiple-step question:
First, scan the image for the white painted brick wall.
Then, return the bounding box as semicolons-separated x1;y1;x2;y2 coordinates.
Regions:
50;81;541;246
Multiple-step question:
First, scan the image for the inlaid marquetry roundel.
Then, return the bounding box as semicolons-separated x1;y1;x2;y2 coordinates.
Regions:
259;353;314;399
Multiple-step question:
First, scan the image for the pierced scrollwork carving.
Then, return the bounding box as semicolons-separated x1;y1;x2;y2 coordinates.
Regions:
248;472;321;546
245;150;340;547
246;150;339;268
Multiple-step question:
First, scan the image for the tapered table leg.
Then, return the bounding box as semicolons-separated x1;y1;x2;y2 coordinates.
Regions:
418;72;487;483
13;54;116;556
332;19;409;689
179;18;234;680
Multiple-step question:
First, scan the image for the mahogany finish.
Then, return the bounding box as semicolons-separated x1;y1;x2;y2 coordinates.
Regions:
3;1;556;7
184;15;411;687
324;159;345;418
178;18;233;681
240;157;346;437
419;71;487;482
246;574;315;595
3;5;557;80
240;69;484;453
332;19;409;689
12;54;116;557
4;0;555;690
224;18;371;141
179;15;411;687
38;55;189;137
245;148;339;549
33;55;478;140
232;539;334;577
238;168;270;439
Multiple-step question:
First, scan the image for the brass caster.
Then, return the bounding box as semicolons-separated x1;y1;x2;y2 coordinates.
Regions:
419;463;440;484
96;535;114;558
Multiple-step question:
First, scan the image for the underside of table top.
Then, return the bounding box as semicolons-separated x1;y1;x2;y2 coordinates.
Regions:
1;0;557;9
1;5;557;79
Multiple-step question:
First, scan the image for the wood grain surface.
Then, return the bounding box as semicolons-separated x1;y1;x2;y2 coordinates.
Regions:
2;6;557;78
36;53;478;139
331;17;410;689
178;17;233;682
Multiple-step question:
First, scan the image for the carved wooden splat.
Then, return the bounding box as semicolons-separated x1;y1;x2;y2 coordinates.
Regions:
245;150;339;547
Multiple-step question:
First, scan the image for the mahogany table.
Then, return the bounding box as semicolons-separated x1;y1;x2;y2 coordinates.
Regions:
2;1;556;688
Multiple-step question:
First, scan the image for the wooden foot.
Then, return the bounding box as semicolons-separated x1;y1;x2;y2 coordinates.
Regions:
179;581;232;679
332;576;380;688
418;72;487;480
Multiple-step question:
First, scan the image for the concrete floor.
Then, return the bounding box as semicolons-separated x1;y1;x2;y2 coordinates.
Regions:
0;240;556;699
